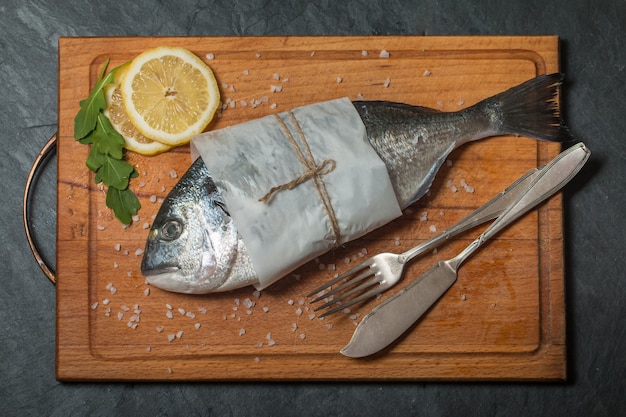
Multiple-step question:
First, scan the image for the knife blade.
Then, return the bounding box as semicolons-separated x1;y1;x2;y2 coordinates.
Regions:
341;142;591;358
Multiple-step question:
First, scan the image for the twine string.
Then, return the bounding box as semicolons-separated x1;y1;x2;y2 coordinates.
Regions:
258;112;340;245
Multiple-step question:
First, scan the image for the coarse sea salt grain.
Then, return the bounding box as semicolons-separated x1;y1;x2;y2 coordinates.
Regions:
195;323;201;330
144;288;150;296
423;70;431;77
114;243;121;251
156;326;164;333
429;225;437;232
176;330;184;339
383;77;391;88
178;307;186;315
167;334;176;342
206;53;215;60
379;49;390;58
165;310;173;319
91;302;99;310
239;328;246;336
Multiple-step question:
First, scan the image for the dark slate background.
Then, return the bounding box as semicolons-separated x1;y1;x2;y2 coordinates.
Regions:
2;0;624;416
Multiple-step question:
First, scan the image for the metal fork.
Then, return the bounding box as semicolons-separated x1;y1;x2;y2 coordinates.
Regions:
307;167;543;317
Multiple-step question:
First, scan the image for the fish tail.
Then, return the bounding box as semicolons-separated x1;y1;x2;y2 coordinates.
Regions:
477;73;573;142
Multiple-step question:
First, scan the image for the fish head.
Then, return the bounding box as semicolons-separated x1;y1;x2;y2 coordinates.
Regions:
141;159;239;294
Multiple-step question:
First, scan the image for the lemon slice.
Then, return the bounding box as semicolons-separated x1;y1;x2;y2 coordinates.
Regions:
104;67;172;156
120;46;220;146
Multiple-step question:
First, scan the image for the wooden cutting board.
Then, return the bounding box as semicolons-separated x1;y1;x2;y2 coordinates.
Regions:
56;36;565;381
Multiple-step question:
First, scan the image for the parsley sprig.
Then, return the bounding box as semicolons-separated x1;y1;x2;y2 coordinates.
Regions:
74;60;141;225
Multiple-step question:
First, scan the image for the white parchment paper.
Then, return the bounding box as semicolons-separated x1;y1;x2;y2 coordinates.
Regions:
191;98;402;289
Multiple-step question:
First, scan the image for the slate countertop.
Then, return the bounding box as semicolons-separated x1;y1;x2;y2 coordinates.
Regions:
2;1;624;416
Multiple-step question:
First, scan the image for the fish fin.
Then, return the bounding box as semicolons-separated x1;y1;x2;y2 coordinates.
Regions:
477;73;574;142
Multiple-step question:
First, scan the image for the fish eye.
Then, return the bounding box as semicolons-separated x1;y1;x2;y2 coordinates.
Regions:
160;220;183;241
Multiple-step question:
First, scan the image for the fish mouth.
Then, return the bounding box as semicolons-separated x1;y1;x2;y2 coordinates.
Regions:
141;265;180;276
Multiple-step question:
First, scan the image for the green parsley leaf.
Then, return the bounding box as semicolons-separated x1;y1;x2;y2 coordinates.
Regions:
106;187;141;225
74;59;139;225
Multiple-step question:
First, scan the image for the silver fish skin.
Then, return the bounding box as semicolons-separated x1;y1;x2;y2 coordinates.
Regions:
141;73;570;294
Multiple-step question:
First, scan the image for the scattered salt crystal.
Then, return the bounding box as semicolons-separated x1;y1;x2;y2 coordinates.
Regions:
343;308;351;314
206;53;215;60
446;159;453;167
113;262;119;269
132;215;140;222
167;334;176;342
97;225;105;231
167;367;173;374
270;85;283;93
176;330;184;339
419;212;428;222
165;303;173;310
144;288;150;296
379;49;390;58
300;333;306;340
143;222;150;229
325;323;333;330
461;294;467;301
287;299;295;306
194;323;201;330
429;225;437;233
295;307;303;316
291;323;298;332
308;313;316;320
344;257;350;264
362;50;369;57
135;249;144;256
243;298;255;308
310;51;315;57
299;299;305;306
230;85;236;93
105;308;111;317
255;357;261;363
198;307;207;314
239;328;246;336
117;312;124;321
242;69;249;75
383;77;391;88
395;237;401;246
91;302;99;310
270;103;277;109
460;179;475;193
114;244;121;251
177;307;186;315
255;53;261;58
169;170;178;179
240;99;248;107
146;346;151;352
423;70;431;77
186;312;196;319
318;263;325;270
336;76;343;83
273;73;280;80
121;305;130;312
102;298;110;306
267;339;276;347
263;306;270;313
356;93;365;100
327;264;336;271
253;290;261;299
457;99;465;106
156;326;164;333
165;310;173;319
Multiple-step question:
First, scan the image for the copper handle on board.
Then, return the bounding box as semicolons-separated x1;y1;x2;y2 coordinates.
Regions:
23;134;57;284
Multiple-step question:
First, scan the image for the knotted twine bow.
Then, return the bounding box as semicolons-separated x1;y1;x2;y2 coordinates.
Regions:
258;112;341;246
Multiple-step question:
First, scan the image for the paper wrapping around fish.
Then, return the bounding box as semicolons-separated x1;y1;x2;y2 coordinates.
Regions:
191;98;403;289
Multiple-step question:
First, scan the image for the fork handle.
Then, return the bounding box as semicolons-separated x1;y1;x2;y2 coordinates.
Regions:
449;142;590;269
401;166;541;263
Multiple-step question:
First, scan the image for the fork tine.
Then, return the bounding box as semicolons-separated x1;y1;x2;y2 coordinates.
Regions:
306;260;373;298
314;274;380;312
310;267;376;304
315;269;379;311
318;284;386;318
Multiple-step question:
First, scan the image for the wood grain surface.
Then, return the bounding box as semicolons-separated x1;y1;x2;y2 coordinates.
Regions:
56;36;565;381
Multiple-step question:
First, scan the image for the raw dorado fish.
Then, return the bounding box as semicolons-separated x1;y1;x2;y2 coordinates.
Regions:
141;74;572;294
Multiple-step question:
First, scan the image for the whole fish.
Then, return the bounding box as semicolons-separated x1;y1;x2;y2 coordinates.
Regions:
141;73;571;294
